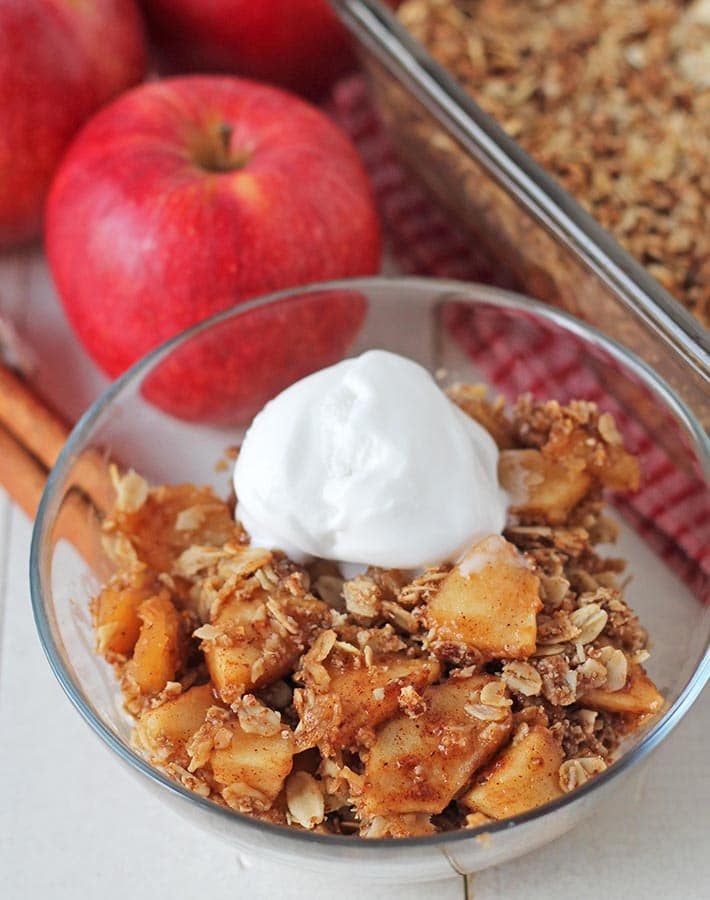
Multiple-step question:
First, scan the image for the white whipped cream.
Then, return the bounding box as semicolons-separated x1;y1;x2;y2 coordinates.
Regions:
233;350;507;570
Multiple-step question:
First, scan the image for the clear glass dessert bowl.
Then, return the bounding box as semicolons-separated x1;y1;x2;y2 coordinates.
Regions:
30;277;709;882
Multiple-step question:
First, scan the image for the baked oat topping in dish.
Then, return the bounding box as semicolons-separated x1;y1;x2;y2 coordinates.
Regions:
91;387;663;838
398;0;710;326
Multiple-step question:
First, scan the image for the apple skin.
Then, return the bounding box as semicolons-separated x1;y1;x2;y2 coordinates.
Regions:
139;0;355;98
0;0;147;249
45;76;381;420
142;289;367;424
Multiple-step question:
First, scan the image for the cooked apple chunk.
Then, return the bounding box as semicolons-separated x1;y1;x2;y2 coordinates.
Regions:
204;706;296;813
358;675;512;817
202;588;329;704
125;592;185;696
93;568;157;658
136;683;216;766
426;535;541;660
294;640;441;753
463;725;564;819
582;663;663;717
110;482;242;573
499;449;592;525
499;404;640;526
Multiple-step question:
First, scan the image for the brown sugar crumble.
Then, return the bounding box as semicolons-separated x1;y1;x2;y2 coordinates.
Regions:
398;0;710;326
91;389;663;838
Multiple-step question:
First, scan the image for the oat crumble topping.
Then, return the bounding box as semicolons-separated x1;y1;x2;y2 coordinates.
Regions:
398;0;710;325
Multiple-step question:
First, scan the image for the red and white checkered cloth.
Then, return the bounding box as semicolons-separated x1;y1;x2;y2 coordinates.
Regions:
330;75;710;602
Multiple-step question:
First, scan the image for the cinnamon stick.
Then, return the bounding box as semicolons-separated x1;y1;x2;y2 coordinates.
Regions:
0;363;114;565
0;423;100;564
0;364;69;467
0;364;114;512
0;422;47;520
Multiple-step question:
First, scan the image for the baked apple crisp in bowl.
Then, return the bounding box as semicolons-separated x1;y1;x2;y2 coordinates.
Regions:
30;278;709;881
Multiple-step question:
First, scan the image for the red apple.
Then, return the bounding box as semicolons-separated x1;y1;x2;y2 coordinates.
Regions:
45;75;381;420
139;0;355;98
0;0;147;249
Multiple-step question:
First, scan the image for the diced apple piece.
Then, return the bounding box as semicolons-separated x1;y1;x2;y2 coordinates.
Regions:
359;675;512;816
543;416;640;493
210;720;296;812
136;683;215;766
203;590;328;704
93;569;157;658
295;654;441;753
499;449;592;525
426;535;541;659
462;725;564;819
582;663;663;716
125;592;184;695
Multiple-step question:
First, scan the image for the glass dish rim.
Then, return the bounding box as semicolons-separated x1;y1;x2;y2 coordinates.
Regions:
30;275;710;852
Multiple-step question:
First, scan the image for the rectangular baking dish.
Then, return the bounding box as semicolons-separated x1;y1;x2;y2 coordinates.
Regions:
330;0;709;429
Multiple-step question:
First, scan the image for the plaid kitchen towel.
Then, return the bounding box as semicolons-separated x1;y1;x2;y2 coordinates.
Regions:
330;74;710;601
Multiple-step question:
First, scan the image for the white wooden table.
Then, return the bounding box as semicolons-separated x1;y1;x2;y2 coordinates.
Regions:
0;249;708;899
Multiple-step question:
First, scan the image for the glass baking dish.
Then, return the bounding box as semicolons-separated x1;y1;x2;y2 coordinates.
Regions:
330;0;709;430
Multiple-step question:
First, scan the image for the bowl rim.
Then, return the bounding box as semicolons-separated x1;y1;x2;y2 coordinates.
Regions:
30;275;710;851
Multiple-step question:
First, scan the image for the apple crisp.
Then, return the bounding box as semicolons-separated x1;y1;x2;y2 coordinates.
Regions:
91;389;663;837
398;0;710;325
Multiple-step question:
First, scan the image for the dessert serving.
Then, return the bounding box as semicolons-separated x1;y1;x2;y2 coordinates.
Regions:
91;350;663;838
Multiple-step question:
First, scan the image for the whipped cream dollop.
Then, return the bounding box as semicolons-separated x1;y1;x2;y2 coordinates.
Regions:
234;350;507;570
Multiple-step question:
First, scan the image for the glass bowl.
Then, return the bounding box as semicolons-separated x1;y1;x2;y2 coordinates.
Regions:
30;277;709;883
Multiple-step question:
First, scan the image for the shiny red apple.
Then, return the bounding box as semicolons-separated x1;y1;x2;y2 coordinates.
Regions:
0;0;147;249
140;0;355;97
46;76;381;419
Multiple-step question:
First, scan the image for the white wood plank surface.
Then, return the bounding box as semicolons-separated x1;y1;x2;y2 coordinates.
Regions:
0;490;10;692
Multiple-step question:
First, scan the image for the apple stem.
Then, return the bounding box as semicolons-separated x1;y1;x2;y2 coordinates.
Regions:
218;122;233;163
192;121;249;173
